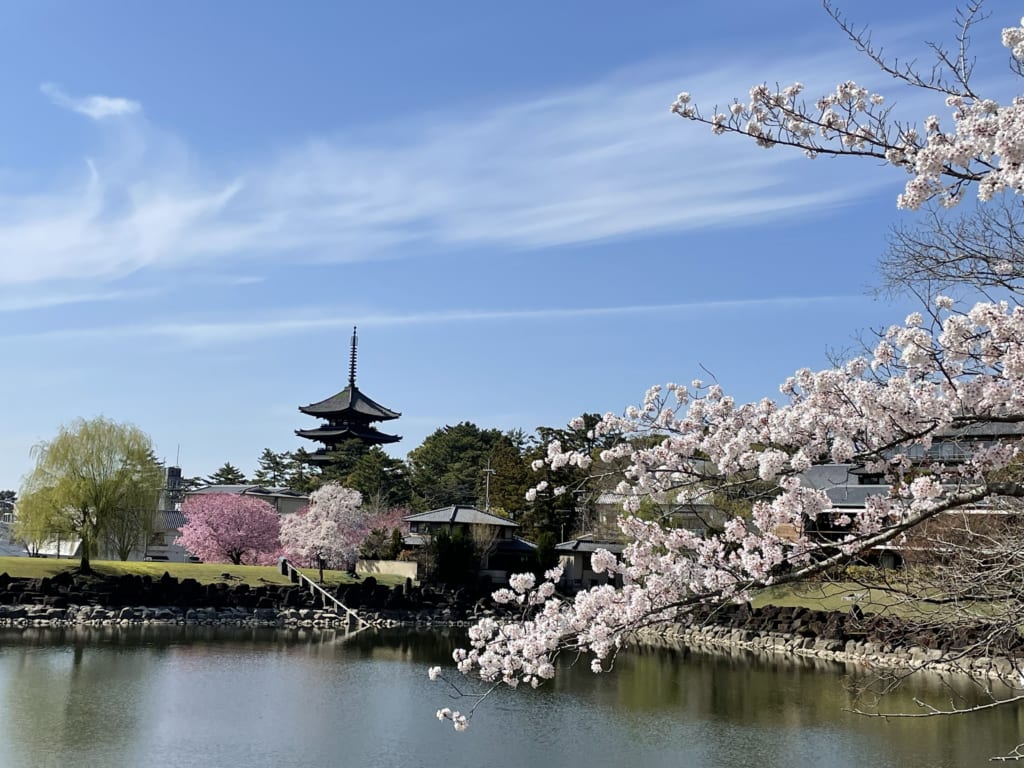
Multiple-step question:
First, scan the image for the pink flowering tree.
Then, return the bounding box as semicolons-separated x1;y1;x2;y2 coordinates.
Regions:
177;494;282;565
280;483;371;569
433;6;1024;734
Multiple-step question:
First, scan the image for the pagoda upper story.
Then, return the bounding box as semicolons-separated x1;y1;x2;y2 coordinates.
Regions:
296;327;401;463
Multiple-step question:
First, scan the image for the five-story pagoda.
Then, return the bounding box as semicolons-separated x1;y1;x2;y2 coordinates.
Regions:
296;327;401;463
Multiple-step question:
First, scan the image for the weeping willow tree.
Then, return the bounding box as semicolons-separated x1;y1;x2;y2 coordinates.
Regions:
16;417;163;572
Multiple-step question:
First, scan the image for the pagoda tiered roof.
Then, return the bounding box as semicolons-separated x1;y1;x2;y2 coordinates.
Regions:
295;423;402;444
295;327;401;452
299;386;399;421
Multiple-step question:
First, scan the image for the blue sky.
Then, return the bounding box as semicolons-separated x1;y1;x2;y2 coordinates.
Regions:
0;1;1015;490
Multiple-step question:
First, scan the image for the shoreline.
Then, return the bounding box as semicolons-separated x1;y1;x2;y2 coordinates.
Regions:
4;599;1022;691
3;570;1022;691
635;622;1024;687
0;603;477;630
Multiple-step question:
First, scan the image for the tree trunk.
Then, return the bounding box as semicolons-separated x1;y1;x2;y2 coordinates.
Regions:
79;533;92;574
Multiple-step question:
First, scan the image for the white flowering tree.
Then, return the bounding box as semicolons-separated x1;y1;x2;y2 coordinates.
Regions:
433;5;1024;744
280;484;368;569
671;5;1024;210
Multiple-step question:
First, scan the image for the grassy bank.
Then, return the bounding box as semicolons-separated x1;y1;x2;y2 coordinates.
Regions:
0;556;406;589
0;557;950;620
752;579;959;622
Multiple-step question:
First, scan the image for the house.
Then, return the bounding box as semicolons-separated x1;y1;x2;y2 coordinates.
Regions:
0;496;22;556
590;491;727;537
556;492;727;593
555;534;625;592
403;505;536;585
794;418;1024;567
185;484;309;517
141;509;195;563
146;475;308;562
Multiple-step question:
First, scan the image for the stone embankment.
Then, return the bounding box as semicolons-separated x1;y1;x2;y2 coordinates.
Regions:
637;602;1024;686
7;570;1019;688
0;570;492;630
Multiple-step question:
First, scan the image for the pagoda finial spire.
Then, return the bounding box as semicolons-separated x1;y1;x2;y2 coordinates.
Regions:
348;326;358;388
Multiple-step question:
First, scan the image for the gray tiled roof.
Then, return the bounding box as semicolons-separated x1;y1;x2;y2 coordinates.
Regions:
188;485;308;500
555;536;626;554
161;510;187;530
295;424;401;444
189;484;262;495
826;485;893;507
935;421;1024;438
403;505;517;527
494;536;538;552
799;464;859;490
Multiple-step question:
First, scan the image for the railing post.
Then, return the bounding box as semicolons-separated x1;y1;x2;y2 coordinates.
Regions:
279;558;371;630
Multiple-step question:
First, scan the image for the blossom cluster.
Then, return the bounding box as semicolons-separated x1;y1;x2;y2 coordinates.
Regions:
428;297;1024;730
427;16;1024;731
671;16;1024;209
279;484;407;568
435;707;468;731
177;494;282;565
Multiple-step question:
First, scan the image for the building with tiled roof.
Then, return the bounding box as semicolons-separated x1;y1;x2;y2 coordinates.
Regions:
296;327;401;463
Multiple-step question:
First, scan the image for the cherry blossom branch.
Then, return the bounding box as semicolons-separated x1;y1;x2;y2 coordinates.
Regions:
851;692;1024;718
670;10;1024;209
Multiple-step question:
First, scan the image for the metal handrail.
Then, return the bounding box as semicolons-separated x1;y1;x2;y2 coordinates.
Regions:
279;557;371;629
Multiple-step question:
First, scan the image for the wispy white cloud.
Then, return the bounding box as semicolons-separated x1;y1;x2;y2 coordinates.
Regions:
0;287;133;312
40;82;142;120
3;51;918;291
1;294;865;346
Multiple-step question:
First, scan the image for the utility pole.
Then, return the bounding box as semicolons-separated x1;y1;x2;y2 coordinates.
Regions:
482;458;496;512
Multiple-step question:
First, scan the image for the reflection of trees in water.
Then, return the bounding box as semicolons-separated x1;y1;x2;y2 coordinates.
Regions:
2;627;1021;767
0;635;149;762
1;625;465;666
552;642;1022;766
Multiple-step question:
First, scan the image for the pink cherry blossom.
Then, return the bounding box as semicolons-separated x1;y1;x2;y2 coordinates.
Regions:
177;494;282;565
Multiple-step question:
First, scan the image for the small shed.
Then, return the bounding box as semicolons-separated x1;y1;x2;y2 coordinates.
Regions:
555;535;625;592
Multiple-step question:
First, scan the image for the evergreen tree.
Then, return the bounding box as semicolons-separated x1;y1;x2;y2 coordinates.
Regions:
292;438;370;490
206;462;247;486
345;447;411;512
252;448;291;487
520;414;617;540
408;422;513;511
484;432;531;517
284;449;319;495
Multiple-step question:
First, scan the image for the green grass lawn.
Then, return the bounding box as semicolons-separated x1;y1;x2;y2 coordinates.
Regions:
753;579;967;621
0;556;407;588
754;581;899;613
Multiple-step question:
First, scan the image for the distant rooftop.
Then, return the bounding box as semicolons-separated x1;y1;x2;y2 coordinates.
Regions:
555;534;626;554
403;505;517;527
188;485;307;499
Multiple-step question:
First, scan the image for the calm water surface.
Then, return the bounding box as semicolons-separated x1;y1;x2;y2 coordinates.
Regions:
0;626;1020;768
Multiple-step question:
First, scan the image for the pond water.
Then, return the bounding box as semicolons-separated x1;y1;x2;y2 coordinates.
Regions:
0;626;1019;768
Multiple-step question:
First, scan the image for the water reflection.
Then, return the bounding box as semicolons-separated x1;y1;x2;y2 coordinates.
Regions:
0;627;1019;768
